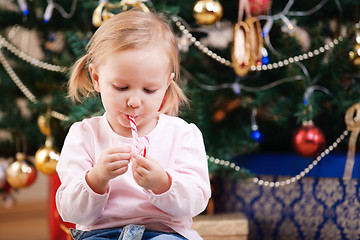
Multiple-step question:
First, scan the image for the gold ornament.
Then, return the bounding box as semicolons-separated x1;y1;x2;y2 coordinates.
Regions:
246;17;263;66
232;21;251;76
36;111;59;175
193;0;223;25
6;153;37;189
232;0;263;76
35;136;59;175
92;0;150;27
92;2;114;28
349;43;360;67
119;0;150;13
349;23;360;67
37;114;51;136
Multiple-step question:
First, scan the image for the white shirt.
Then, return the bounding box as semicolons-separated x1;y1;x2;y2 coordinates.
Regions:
56;113;211;240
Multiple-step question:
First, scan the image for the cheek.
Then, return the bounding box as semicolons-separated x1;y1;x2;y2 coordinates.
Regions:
157;94;167;111
101;92;123;109
155;92;167;105
142;93;164;111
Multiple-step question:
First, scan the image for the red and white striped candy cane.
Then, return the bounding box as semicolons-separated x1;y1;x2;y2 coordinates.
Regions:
129;116;149;157
129;116;140;154
143;136;149;157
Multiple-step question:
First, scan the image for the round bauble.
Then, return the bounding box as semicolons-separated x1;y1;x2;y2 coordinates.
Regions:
35;145;59;175
293;122;326;158
349;44;360;67
6;153;37;189
193;0;223;25
248;0;272;16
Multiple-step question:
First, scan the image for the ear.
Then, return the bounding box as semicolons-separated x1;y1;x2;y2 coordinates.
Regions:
167;73;175;88
89;64;100;92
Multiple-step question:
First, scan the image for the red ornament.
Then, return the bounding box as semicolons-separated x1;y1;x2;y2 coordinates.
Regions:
293;122;326;158
248;0;272;16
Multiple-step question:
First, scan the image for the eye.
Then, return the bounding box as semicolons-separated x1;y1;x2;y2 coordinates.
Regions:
113;85;128;91
144;88;156;93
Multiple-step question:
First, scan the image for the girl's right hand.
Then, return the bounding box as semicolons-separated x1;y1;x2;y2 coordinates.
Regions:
86;146;131;194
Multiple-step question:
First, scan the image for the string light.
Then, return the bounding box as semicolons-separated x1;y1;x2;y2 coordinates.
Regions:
280;14;294;30
44;1;55;23
262;19;273;37
250;108;263;143
261;47;269;64
17;0;28;16
43;0;78;23
303;85;330;105
194;75;304;93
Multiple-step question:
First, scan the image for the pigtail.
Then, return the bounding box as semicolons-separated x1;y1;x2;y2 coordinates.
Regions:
161;80;189;116
67;53;94;102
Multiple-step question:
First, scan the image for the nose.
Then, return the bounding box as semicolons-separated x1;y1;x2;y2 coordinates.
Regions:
127;94;141;108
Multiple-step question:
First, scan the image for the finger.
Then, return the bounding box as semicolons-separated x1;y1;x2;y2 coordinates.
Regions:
103;159;129;174
113;165;129;176
111;159;130;172
131;163;144;183
132;165;142;178
132;160;149;177
105;145;132;154
131;153;149;166
107;152;131;162
111;159;130;168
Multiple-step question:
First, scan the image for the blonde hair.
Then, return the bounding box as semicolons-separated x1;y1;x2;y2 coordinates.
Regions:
68;10;187;116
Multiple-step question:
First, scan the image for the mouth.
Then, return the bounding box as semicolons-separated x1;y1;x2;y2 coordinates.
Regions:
126;114;138;120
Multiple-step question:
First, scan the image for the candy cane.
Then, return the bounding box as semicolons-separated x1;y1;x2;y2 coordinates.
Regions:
143;136;149;157
129;116;149;157
129;116;140;154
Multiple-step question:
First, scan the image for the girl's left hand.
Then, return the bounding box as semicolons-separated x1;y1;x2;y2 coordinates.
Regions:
131;153;171;194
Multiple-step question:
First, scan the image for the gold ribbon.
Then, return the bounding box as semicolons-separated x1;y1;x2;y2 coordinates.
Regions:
343;102;360;180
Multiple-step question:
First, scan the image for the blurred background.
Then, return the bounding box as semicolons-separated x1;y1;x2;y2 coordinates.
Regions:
0;0;360;239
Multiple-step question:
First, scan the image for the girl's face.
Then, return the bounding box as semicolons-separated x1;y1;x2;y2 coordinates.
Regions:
89;46;173;137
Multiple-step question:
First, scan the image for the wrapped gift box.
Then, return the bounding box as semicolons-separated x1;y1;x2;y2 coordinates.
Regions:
192;213;248;240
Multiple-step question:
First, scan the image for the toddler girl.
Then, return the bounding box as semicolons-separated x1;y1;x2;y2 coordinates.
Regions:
56;10;211;240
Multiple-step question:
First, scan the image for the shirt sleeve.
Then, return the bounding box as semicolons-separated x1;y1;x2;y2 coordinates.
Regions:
55;122;109;226
144;123;211;218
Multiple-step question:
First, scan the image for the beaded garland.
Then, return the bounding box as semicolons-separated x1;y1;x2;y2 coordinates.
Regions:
0;34;69;121
0;17;356;187
209;130;349;187
0;34;67;73
171;15;344;72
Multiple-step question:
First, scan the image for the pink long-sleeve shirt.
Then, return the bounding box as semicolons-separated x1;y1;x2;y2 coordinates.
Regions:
56;113;211;240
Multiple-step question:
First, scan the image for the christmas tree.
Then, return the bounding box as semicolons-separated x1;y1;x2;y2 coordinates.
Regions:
0;0;359;196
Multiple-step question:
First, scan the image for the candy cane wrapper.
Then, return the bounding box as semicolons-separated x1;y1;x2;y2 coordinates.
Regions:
118;224;145;240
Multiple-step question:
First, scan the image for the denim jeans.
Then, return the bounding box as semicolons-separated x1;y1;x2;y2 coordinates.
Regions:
70;228;188;240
